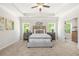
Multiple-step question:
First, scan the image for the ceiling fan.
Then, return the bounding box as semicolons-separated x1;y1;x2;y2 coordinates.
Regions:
31;3;50;12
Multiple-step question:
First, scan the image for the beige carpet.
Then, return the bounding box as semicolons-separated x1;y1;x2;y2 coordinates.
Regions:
0;40;79;56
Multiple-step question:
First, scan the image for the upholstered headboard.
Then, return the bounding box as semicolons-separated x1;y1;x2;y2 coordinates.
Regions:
33;22;46;34
33;26;46;34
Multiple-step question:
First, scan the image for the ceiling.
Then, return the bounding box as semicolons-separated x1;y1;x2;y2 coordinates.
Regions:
0;3;79;17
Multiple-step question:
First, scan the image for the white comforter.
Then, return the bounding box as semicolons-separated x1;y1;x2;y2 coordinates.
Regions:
29;34;51;39
27;34;52;48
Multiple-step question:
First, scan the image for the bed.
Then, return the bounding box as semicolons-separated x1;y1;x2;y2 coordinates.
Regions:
27;22;52;48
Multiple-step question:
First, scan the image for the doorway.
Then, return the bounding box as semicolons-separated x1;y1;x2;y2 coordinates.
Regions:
64;19;72;42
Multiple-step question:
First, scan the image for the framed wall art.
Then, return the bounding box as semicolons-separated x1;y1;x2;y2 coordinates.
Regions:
5;19;14;30
0;16;5;31
11;21;14;30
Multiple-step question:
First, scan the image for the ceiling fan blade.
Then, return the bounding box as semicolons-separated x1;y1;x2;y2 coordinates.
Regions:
43;5;50;8
31;6;38;8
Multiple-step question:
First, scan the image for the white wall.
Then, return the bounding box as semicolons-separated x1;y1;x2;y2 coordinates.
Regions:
0;7;20;50
20;17;58;40
58;17;65;41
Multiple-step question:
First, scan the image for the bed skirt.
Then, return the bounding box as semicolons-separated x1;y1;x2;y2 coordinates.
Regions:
27;39;52;48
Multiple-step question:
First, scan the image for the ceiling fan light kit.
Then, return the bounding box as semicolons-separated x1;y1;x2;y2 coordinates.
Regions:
31;3;50;12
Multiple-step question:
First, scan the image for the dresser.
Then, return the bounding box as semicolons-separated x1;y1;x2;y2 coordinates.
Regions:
72;31;78;43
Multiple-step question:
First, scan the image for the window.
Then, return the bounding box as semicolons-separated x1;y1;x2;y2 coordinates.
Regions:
65;20;71;33
48;23;55;32
23;23;30;33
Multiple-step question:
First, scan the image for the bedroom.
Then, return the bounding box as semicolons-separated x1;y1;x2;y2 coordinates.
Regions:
0;3;79;55
21;15;58;47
